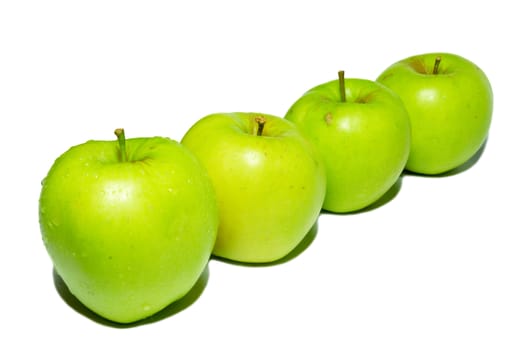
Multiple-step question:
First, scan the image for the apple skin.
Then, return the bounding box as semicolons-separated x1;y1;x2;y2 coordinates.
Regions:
181;113;326;263
285;78;411;213
376;52;493;175
39;135;218;324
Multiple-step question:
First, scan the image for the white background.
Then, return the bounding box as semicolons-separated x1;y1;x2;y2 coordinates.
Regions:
1;1;521;349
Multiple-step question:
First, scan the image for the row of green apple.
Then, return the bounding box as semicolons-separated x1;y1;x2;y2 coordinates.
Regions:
38;52;493;324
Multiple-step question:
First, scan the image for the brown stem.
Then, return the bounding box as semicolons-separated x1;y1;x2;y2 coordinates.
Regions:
338;70;346;102
114;128;128;162
433;56;442;74
254;116;266;136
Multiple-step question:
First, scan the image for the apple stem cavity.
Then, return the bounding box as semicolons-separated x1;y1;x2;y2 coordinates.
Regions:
114;128;128;162
433;56;442;74
254;116;266;136
338;70;346;102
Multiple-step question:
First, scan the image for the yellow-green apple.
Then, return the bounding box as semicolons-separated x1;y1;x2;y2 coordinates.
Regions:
377;52;493;174
181;113;326;263
285;72;411;213
39;129;218;323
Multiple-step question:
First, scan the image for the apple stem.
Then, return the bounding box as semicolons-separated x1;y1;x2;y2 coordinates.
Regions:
254;115;266;136
433;56;442;74
114;128;128;162
338;70;346;102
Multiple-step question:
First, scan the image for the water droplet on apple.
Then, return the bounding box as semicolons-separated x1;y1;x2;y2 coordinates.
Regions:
46;219;59;230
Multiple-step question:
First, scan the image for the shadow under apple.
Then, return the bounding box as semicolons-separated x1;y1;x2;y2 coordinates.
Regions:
53;263;210;328
212;220;318;268
320;138;488;216
403;138;488;178
321;174;403;216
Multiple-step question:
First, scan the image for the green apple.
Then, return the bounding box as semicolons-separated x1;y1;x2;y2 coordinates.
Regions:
181;113;326;263
376;52;493;174
39;129;218;323
285;72;411;213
